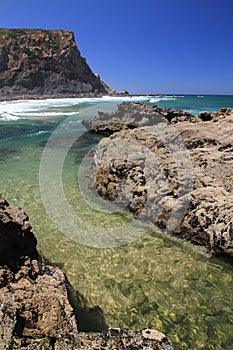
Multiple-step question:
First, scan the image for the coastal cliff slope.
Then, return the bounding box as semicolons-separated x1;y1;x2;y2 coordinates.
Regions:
0;28;115;101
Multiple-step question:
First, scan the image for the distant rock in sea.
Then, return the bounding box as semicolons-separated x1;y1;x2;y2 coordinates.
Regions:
0;28;117;101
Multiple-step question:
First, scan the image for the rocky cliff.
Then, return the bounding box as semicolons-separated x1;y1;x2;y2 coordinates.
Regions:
82;104;233;256
0;195;173;350
0;28;115;101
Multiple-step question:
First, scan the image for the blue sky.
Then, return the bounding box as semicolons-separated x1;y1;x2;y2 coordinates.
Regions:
1;0;232;94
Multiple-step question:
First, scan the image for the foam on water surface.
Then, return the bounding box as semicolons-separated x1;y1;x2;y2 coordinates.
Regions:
0;96;151;121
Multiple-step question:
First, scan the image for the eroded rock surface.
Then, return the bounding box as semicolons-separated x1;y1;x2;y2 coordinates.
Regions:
83;103;233;256
82;102;200;134
70;328;174;350
0;196;78;349
0;260;78;349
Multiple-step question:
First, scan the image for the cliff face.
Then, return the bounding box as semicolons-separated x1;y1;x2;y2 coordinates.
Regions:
0;28;114;100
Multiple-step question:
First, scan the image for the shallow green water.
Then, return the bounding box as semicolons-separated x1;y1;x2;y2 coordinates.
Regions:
0;97;233;350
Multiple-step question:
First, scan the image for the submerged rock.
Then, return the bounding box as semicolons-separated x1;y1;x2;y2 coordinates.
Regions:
83;103;233;256
0;195;174;349
0;28;116;101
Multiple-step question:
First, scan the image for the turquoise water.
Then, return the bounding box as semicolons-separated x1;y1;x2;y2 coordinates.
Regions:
0;95;233;349
150;94;233;115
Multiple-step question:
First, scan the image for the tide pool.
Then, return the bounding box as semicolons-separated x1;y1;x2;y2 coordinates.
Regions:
0;95;233;349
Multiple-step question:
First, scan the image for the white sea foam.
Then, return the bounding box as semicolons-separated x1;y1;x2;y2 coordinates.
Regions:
149;98;162;103
0;96;151;121
13;111;80;117
0;112;20;121
149;96;180;103
26;130;51;137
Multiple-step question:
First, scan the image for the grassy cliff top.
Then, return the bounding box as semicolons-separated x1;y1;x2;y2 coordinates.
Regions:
0;28;71;38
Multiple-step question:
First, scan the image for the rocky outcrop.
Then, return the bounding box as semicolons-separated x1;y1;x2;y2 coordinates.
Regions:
72;328;174;350
0;261;78;349
82;102;200;134
0;195;174;349
83;103;233;256
0;196;78;349
0;196;37;270
0;28;116;101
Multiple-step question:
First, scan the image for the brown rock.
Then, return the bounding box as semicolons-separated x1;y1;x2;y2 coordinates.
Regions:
0;28;115;101
86;103;233;256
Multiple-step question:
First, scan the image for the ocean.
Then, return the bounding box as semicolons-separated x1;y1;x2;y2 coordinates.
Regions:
0;94;233;349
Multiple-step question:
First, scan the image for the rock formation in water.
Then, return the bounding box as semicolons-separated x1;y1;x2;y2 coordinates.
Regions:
83;104;233;256
0;195;174;349
82;102;200;133
0;28;118;101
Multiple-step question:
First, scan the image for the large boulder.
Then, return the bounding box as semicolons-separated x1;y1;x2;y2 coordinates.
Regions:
84;103;233;256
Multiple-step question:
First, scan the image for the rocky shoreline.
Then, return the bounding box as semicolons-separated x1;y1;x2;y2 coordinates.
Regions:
0;195;173;349
82;103;233;256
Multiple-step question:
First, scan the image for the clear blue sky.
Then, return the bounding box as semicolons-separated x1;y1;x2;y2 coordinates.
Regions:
1;0;232;94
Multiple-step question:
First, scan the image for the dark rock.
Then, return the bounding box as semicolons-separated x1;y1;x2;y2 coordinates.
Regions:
0;196;38;271
0;28;115;101
120;89;130;96
199;108;233;122
199;111;214;121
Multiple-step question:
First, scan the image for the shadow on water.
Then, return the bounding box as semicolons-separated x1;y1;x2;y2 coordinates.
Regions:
209;253;233;269
67;284;108;332
40;254;108;332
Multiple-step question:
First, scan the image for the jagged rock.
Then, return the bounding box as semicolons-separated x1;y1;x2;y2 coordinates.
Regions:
0;28;115;100
82;102;200;134
70;328;174;350
0;261;78;349
0;195;78;348
0;196;37;270
199;108;233;122
84;103;233;256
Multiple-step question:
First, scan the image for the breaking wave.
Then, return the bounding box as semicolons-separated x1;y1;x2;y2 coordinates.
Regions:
0;96;151;121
